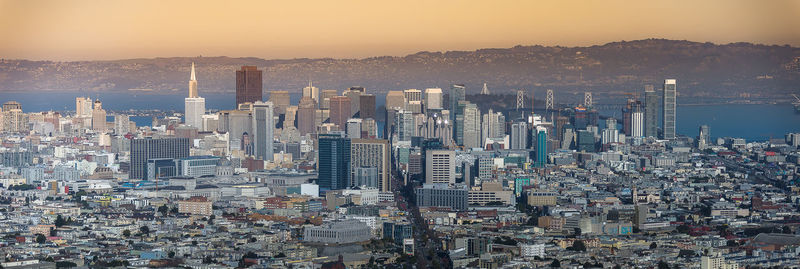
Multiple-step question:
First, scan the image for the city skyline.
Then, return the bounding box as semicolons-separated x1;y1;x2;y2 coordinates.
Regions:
1;0;799;61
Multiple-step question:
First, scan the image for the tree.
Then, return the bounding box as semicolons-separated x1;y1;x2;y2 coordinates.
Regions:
678;249;695;258
550;259;561;268
676;224;691;234
657;260;670;269
56;261;77;268
122;229;131;238
782;226;792;234
139;225;150;236
650;242;658;249
168;251;175;258
54;215;66;227
574;228;582;236
35;234;46;244
158;205;169;215
571;240;587;252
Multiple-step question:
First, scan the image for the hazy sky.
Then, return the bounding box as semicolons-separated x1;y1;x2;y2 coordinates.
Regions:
1;0;798;61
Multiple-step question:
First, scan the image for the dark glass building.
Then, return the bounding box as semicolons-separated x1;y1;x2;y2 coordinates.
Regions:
235;66;263;106
317;133;351;190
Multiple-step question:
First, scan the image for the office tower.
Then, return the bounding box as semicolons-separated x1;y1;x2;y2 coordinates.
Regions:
510;121;527;149
359;94;376;119
302;80;319;105
351;139;390;191
449;84;466;120
361;118;378;139
1;101;25;132
329;96;351;128
319;89;338;110
395;110;414;142
698;125;710;150
602;118;620;144
91;100;106;132
385;90;406;110
269;90;291;115
458;101;481;148
426;150;455;185
296;96;316;135
481;109;505;145
235;66;263;106
217;109;253;150
344;87;364;118
75;97;93;117
576;130;595;152
662;79;677;139
202;114;218;132
622;99;642;136
251;101;274;161
318;133;351;190
346;118;362;139
114;114;130;134
284;106;298;129
129;137;190;180
631;111;644;138
315;109;329;128
535;126;548;167
184;63;206;129
424;88;443;110
644;85;659;138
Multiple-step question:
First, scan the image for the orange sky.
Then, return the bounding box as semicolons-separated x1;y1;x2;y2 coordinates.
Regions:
1;0;798;61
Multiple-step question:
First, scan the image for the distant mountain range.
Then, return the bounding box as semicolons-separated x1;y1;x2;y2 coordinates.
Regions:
1;39;798;101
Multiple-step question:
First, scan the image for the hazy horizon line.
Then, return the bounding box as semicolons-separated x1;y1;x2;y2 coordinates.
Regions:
2;38;796;63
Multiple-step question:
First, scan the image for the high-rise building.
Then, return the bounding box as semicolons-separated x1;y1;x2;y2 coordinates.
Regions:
459;102;481;149
91;100;106;132
1;101;25;132
698;125;710;150
346;118;362;139
404;89;423;114
426;150;455;185
235;66;263;106
318;133;351;190
424;88;443;110
329;96;351;128
251;101;274;161
269;90;291;115
284;106;297;129
662;79;677;139
449;84;466;120
185;63;206;129
351;139;390;192
644;85;659;138
510;121;527;149
395;110;414;142
535;126;548;167
481;109;505;146
296;96;316;136
319;89;338;110
344;87;364;118
129;137;190;180
359;94;376;119
385;91;406;110
631;111;644;138
302;80;319;105
602;118;620;144
75;97;93;118
114;114;130;134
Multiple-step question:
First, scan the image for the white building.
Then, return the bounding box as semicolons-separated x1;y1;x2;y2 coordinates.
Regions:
424;88;443;110
426;150;455;185
520;243;545;258
184;63;206;129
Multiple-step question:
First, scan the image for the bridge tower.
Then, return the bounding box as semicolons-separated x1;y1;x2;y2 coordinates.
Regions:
584;92;593;108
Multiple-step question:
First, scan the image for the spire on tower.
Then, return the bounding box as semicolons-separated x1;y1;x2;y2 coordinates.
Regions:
190;62;196;81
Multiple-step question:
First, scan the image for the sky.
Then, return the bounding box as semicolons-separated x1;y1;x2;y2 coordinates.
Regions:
1;0;799;61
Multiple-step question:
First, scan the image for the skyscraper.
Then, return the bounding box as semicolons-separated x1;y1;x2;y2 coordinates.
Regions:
269;90;291;115
350;139;390;191
344;87;364;118
359;94;376;119
385;90;406;110
425;149;455;185
698;125;710;150
129;137;190;180
185;63;206;129
302;80;319;105
662;79;677;139
644;85;659;138
251;101;274;161
510;121;528;149
449;84;466;121
318;133;351;190
319;89;338;110
395;110;414;142
91;100;106;132
235;66;263;106
75;97;93;118
535;126;548;167
481;109;505;145
329;96;351;128
631;111;644;138
424;88;443;110
459;102;481;149
296;96;316;135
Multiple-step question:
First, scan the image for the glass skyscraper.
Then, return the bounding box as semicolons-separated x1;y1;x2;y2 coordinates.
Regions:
662;79;677;139
318;133;351;190
644;85;659;138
